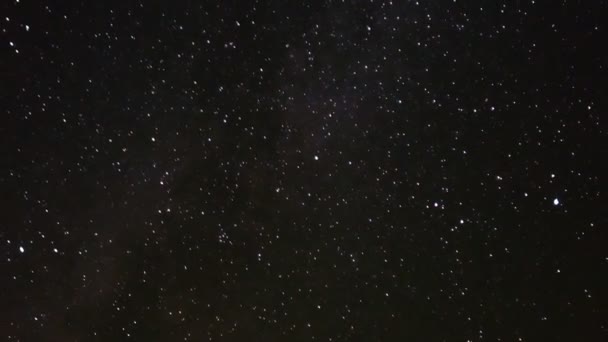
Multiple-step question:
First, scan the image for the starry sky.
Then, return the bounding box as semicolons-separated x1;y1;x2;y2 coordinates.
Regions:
1;1;607;341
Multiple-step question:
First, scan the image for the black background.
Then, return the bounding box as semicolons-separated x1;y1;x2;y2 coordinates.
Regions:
1;1;607;340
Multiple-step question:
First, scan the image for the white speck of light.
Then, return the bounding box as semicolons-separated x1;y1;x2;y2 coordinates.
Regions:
53;248;58;253
433;202;439;208
151;137;156;142
19;246;24;253
314;155;319;161
553;198;560;206
25;25;30;31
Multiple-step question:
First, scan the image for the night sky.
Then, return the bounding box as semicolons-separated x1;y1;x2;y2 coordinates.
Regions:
1;1;607;341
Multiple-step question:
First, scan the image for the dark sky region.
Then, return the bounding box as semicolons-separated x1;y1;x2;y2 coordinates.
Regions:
1;1;607;341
